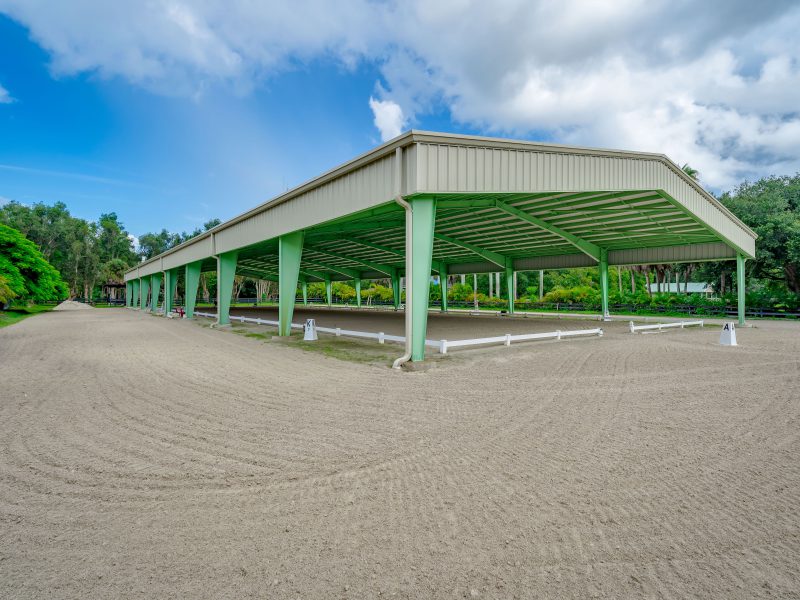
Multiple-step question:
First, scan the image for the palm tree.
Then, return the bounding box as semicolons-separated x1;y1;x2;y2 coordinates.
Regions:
682;163;699;180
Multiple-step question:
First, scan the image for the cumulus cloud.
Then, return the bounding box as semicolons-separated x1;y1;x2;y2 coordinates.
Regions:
128;233;140;253
0;83;13;103
1;0;799;188
369;96;406;141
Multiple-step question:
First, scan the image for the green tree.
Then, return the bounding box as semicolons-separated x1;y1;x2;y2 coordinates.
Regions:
97;213;138;264
0;224;68;303
138;228;179;260
717;174;800;294
0;200;138;297
682;163;700;180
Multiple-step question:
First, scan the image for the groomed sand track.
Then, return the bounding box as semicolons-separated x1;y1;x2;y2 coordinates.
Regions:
1;308;799;598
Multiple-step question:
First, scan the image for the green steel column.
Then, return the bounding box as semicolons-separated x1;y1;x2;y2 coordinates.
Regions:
302;280;308;305
171;270;179;306
325;275;332;306
278;231;304;336
354;277;361;308
737;254;746;326
125;281;131;307
438;262;448;312
164;269;175;316
151;273;162;313
505;263;515;314
410;197;436;361
216;251;238;326
184;261;202;319
599;248;610;320
140;277;150;311
391;270;401;309
132;279;140;308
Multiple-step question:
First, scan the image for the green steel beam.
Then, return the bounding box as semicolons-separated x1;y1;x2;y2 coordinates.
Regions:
513;190;650;212
436;198;498;209
495;200;602;261
305;245;396;276
433;232;511;269
299;268;328;281
278;231;303;336
302;258;360;280
656;190;754;258
313;202;401;228
309;219;405;235
216;250;238;325
346;238;405;257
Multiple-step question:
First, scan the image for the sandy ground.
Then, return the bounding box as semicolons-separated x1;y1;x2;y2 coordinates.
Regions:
1;308;799;599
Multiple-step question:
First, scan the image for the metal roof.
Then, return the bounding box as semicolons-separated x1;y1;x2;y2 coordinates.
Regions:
126;131;756;282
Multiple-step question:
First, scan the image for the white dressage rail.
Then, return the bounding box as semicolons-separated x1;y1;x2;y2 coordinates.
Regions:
438;328;603;355
192;312;433;346
191;312;602;354
629;320;704;333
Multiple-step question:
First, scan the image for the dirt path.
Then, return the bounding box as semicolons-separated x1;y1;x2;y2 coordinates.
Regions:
1;308;799;598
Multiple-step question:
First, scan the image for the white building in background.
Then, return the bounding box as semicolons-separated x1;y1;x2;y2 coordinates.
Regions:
648;282;714;297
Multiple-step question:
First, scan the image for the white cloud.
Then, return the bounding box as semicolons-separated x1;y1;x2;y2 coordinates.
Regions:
128;233;140;252
0;83;13;103
369;96;406;142
1;0;799;188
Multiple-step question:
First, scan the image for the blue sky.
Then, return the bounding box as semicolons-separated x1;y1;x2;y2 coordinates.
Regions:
0;14;455;236
1;1;798;239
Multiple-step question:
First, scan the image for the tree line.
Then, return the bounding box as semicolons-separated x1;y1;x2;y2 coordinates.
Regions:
0;201;221;300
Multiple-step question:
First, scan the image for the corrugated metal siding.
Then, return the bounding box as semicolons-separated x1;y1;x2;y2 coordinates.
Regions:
447;261;499;275
609;242;736;265
655;165;755;257
215;153;398;254
413;143;755;257
163;236;213;270
448;253;596;274
513;254;595;271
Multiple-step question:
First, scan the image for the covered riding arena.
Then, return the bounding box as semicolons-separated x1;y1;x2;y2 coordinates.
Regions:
124;131;756;364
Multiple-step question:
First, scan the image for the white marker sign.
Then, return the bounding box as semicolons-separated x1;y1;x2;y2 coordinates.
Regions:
303;318;318;341
719;322;737;346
